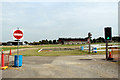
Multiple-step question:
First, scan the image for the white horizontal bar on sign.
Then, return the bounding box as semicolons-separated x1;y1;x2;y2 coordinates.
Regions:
14;34;23;36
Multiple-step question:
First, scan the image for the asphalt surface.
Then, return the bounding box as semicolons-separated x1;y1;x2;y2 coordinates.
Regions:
1;55;118;78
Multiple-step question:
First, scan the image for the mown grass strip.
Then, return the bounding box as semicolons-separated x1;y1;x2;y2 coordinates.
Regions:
12;48;106;56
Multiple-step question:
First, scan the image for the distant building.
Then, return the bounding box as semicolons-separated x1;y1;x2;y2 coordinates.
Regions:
2;42;7;45
7;41;23;46
58;38;87;44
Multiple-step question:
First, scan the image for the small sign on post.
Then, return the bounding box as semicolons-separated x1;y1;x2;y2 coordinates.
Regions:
13;30;23;40
88;32;92;53
13;29;23;67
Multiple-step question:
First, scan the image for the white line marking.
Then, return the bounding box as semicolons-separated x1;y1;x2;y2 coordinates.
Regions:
88;55;96;61
38;48;43;52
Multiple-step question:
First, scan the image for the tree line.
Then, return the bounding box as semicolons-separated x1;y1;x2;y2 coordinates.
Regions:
90;36;120;43
24;40;58;45
24;36;120;45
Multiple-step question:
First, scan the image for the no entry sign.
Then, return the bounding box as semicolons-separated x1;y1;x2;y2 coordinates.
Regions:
13;30;23;40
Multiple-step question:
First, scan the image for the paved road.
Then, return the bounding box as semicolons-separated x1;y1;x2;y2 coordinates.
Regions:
2;55;118;78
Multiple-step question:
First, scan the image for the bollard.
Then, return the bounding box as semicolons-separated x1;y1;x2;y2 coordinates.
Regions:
1;51;4;67
1;49;8;70
107;49;113;60
109;52;112;58
9;49;12;55
93;48;97;53
81;46;84;51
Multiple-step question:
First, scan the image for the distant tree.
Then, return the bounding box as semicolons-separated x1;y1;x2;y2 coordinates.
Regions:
39;41;42;44
112;36;120;42
61;40;64;45
33;42;40;45
46;39;49;44
85;37;92;40
28;42;33;45
41;40;49;44
85;37;89;40
53;40;57;44
93;38;96;43
41;40;46;44
48;40;53;44
90;39;93;43
96;37;105;43
24;41;28;44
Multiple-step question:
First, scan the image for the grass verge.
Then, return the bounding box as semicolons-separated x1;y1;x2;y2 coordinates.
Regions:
12;48;106;56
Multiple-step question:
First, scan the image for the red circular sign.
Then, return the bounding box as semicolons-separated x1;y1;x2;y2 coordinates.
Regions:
13;30;23;39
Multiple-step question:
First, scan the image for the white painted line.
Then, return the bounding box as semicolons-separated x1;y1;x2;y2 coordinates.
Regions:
38;48;43;52
88;55;96;61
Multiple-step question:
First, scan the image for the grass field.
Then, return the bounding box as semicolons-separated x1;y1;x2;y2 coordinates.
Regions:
12;47;107;56
1;43;119;56
0;46;33;51
0;44;85;51
1;42;119;51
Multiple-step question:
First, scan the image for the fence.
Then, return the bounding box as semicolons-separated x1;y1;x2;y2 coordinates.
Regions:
83;44;120;52
0;50;14;70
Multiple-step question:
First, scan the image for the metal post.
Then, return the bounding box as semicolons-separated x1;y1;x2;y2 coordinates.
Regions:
106;40;108;60
88;32;92;53
17;40;19;67
89;37;91;53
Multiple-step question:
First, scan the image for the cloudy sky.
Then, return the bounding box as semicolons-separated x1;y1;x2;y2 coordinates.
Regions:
1;0;119;42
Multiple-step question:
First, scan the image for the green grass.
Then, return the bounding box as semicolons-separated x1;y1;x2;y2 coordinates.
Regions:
1;46;32;51
29;44;86;48
1;42;119;51
1;43;119;56
0;44;85;51
12;48;106;56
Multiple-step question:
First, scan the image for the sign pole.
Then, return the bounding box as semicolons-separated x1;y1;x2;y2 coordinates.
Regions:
17;39;19;67
106;40;108;60
88;32;92;53
17;27;19;67
89;37;91;53
13;28;23;67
